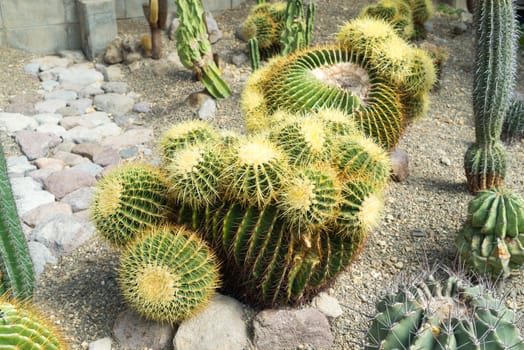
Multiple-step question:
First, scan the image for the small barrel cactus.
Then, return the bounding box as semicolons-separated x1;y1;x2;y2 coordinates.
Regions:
118;225;220;323
464;0;517;192
359;0;415;39
0;297;66;349
91;164;171;246
456;188;524;278
160;120;219;162
366;272;524;349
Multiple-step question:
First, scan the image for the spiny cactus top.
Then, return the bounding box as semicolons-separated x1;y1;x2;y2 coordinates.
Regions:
456;188;524;278
0;297;66;349
118;225;220;323
366;272;524;349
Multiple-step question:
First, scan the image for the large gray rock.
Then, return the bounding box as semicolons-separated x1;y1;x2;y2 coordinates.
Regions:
44;89;78;101
113;308;175;350
101;81;128;94
60;116;95;130
34;157;67;171
253;309;334;350
81;111;111;127
102;128;153;149
33;113;63;126
43;168;97;199
93;93;134;117
34;99;68;114
52;151;91;166
35;124;67;138
15;190;56;216
58;66;104;87
10;177;43;198
28;168;56;185
0;112;38;134
71;162;104;178
61;187;95;212
15;131;61;161
22;201;73;227
173;294;249;350
6;155;36;177
64;126;103;144
27;241;58;278
29;213;95;257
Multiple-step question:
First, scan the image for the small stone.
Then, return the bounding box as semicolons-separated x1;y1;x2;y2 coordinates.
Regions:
24;62;41;75
69;98;93;114
92;147;120;167
395;261;405;269
28;168;56;185
312;292;343;319
102;128;153;149
113;114;141;128
58;66;104;87
35;99;67;114
173;294;249;350
44;89;77;101
93;93;134;117
104;40;123;65
27;241;58;278
56;106;81;117
113;308;175;350
0;112;38;134
37;56;71;71
78;84;105;98
101;81;128;94
6;155;36;177
98;64;125;82
205;11;223;44
232;53;248;67
4;102;37;116
44;168;97;199
92;123;122;139
22;201;73;227
389;148;409;182
38;67;65;82
15;190;56;215
71;162;104;178
71;143;105;160
198;98;216;121
41;80;60;91
451;22;468;35
88;337;112;350
10;177;43;197
440;156;451;166
60;116;94;130
61;187;94;212
15;130;62;160
411;230;426;238
132;101;150;113
52;151;91;166
253;308;333;350
33;113;63;125
34;157;66;171
29;214;95;257
166;51;184;69
186;91;212;109
81;111;111;127
63;126;103;144
124;52;142;65
119;146;138;159
35;124;67;138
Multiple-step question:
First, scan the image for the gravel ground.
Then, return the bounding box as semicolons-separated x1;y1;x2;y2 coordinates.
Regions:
1;0;524;349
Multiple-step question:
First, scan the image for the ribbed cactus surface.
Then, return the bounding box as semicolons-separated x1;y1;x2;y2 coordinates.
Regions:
366;273;524;349
91;164;171;247
0;298;66;349
118;225;219;323
502;98;524;144
464;0;517;192
456;189;524;278
0;143;34;299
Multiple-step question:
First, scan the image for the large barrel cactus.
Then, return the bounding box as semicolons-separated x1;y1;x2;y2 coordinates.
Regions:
242;17;435;150
0;297;67;349
0;143;34;300
464;0;517;192
118;225;220;323
456;189;524;278
366;272;524;349
164;116;390;306
91;164;172;247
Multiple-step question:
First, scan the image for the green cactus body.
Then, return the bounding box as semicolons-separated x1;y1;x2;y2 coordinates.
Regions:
0;143;34;299
160;120;219;162
224;135;288;207
280;0;312;55
173;201;366;306
248;38;261;71
366;273;524;349
0;299;66;349
242;45;405;150
241;2;286;57
175;0;231;98
502;98;524;144
359;0;414;39
91;164;171;247
456;189;524;278
405;0;434;25
464;0;517;192
333;134;391;189
167;143;225;208
278;165;341;235
118;225;219;323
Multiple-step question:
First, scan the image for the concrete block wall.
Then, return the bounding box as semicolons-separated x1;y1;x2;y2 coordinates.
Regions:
0;0;246;54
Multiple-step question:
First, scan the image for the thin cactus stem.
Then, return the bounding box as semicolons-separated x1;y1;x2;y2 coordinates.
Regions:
249;38;261;71
305;2;315;47
0;144;35;300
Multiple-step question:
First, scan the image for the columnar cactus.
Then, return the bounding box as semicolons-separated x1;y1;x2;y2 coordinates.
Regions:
464;0;517;192
91;164;171;247
142;0;168;59
175;0;231;98
280;0;316;55
456;189;524;278
118;225;220;323
0;297;66;349
501;97;524;144
0;143;34;300
366;272;524;349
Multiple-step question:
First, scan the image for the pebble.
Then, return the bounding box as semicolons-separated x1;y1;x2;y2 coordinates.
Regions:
27;241;58;278
44;90;78;101
132;101;150;113
119;146;138;159
311;292;344;319
58;66;103;87
70;162;104;178
102;128;153;149
34;157;66;171
88;337;112;350
93;93;134;117
440;156;451;166
15;130;62;160
198;98;217;121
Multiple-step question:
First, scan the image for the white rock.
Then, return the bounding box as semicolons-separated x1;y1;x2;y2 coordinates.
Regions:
93;123;122;138
27;241;58;278
173;294;249;350
33;113;63;125
197;98;216;121
36;123;67;138
7;156;36;177
63;126;103;144
10;177;43;199
15;190;55;215
88;337;112;350
81;111;111;126
0;113;38;134
61;187;94;212
58;66;104;87
312;292;344;318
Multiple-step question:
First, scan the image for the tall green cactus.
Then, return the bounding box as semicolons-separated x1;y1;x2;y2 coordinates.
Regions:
501;97;524;144
0;144;34;300
366;272;524;349
142;0;168;59
175;0;231;99
0;297;67;349
280;0;316;55
248;38;261;71
464;0;517;192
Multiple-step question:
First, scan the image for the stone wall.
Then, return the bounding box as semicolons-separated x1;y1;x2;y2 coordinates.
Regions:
0;0;245;54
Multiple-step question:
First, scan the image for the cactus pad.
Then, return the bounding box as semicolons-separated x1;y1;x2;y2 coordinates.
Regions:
91;164;171;246
118;225;220;323
366;273;524;349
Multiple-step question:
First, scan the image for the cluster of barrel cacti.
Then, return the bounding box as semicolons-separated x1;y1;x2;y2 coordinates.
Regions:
359;0;434;40
366;271;524;349
241;0;315;66
464;0;517;192
456;188;524;279
242;17;436;150
175;0;231;99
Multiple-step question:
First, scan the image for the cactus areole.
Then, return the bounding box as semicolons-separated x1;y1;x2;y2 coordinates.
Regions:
464;0;517;192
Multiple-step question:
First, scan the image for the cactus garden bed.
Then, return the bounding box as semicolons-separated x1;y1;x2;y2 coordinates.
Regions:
1;0;524;348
